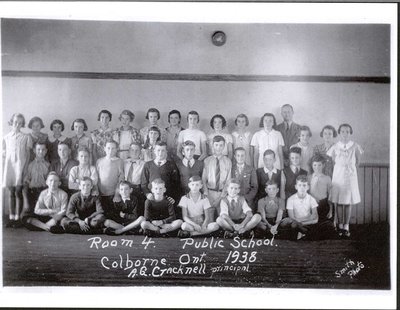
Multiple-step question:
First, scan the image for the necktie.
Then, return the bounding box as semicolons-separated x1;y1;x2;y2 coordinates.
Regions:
286;122;290;132
48;193;54;208
127;162;134;181
158;161;162;167
215;157;220;191
295;167;298;174
231;198;238;211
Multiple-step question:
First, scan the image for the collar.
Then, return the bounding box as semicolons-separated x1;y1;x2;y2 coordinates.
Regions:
182;158;195;167
237;163;245;169
122;198;130;203
127;158;141;164
227;196;239;203
312;173;323;178
98;127;111;133
264;167;277;174
48;135;67;143
214;155;223;160
34;157;46;163
338;141;354;149
285;121;293;127
154;159;167;166
119;125;133;131
46;189;57;197
290;165;300;172
81;194;91;200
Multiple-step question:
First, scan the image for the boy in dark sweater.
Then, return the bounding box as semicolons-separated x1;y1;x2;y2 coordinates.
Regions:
175;140;204;195
140;178;182;237
283;147;307;201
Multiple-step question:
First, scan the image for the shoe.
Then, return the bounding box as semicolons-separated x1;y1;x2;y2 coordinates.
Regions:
224;231;234;239
104;227;117;236
338;229;343;237
143;229;160;237
343;230;351;238
65;222;81;234
177;230;191;238
12;220;23;228
49;225;65;234
125;228;140;235
297;232;307;240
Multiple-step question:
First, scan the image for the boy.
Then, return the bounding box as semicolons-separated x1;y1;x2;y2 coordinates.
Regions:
231;147;258;211
141;141;180;203
50;142;78;195
22;142;50;214
23;172;67;233
255;180;286;238
61;177;106;234
176;111;207;161
96;140;124;212
176;140;204;195
283;147;307;200
178;176;219;238
141;178;182;237
286;175;336;240
122;142;146;214
103;181;145;235
216;178;261;238
256;149;285;201
202;135;232;215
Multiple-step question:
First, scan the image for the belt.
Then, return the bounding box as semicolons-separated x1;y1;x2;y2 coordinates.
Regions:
208;188;223;192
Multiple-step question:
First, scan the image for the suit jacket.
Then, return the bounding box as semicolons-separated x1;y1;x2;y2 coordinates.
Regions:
276;121;301;163
231;164;258;208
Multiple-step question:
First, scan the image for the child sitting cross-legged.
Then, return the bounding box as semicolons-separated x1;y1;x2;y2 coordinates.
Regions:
177;175;219;238
22;172;67;234
103;181;145;235
140;178;183;237
216;178;261;238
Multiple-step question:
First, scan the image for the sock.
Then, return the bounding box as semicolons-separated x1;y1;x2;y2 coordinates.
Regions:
338;223;343;229
343;224;349;231
9;215;15;221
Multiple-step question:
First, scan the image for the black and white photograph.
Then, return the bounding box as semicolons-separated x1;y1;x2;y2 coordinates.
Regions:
0;2;396;309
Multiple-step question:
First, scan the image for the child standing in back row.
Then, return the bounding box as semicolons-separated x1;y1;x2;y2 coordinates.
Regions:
3;113;33;227
327;123;363;238
290;125;313;173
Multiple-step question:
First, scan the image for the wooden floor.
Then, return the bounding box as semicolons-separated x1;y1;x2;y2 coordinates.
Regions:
2;223;390;289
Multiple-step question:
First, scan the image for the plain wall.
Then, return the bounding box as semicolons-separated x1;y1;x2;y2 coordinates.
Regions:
1;19;390;163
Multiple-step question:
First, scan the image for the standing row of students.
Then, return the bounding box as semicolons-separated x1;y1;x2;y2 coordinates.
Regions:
3;104;363;238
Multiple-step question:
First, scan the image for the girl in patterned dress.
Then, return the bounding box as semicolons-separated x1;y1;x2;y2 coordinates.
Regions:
327;124;363;238
142;126;161;162
313;125;337;178
206;114;233;159
27;116;48;162
91;110;114;162
70;118;93;164
113;110;140;160
3;113;32;227
232;113;253;167
47;119;71;165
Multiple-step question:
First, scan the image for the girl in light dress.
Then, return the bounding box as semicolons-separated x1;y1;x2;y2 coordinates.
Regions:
232;113;253;167
206;114;233;159
327;124;363;238
142;126;161;162
165;109;184;162
113;110;141;160
313;125;337;178
3;113;33;227
91;109;114;163
70;118;93;164
47;119;72;165
27;116;48;162
290;125;313;173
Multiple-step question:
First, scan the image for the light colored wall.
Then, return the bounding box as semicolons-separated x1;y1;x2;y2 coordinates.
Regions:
1;20;390;163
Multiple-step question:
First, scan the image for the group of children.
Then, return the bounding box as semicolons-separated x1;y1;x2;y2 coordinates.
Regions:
3;105;363;240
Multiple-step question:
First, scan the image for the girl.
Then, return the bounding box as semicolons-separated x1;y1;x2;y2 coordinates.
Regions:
27;116;48;161
250;113;284;170
327;123;363;238
68;146;99;196
313;125;337;178
165;109;184;162
47;119;71;165
3;113;32;227
91;110;114;162
142;126;161;162
70;118;93;164
139;108;166;144
206;114;233;159
290;125;313;173
113;110;140;160
232;113;253;166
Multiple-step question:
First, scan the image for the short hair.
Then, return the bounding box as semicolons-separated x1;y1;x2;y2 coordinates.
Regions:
119;110;135;122
234;114;249;126
146;108;160;120
259;113;277;128
80;176;93;185
265;180;278;187
77;146;90;155
210;114;227;129
155;141;167;148
320;125;337;138
105;140;119;148
143;126;161;148
263;149;276;158
188;175;202;183
9;113;26;127
46;171;60;180
281;104;294;112
50;119;65;131
130;142;142;149
97;110;112;121
119;180;133;188
28;116;44;129
296;175;308;184
213;135;226;144
182;140;196;148
187;111;200;123
227;178;241;186
33;141;47;150
299;125;312;137
338;123;353;135
289;146;302;156
58;142;70;149
310;154;326;165
168;110;181;123
148;126;161;136
234;147;246;155
71;118;88;131
151;178;165;187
